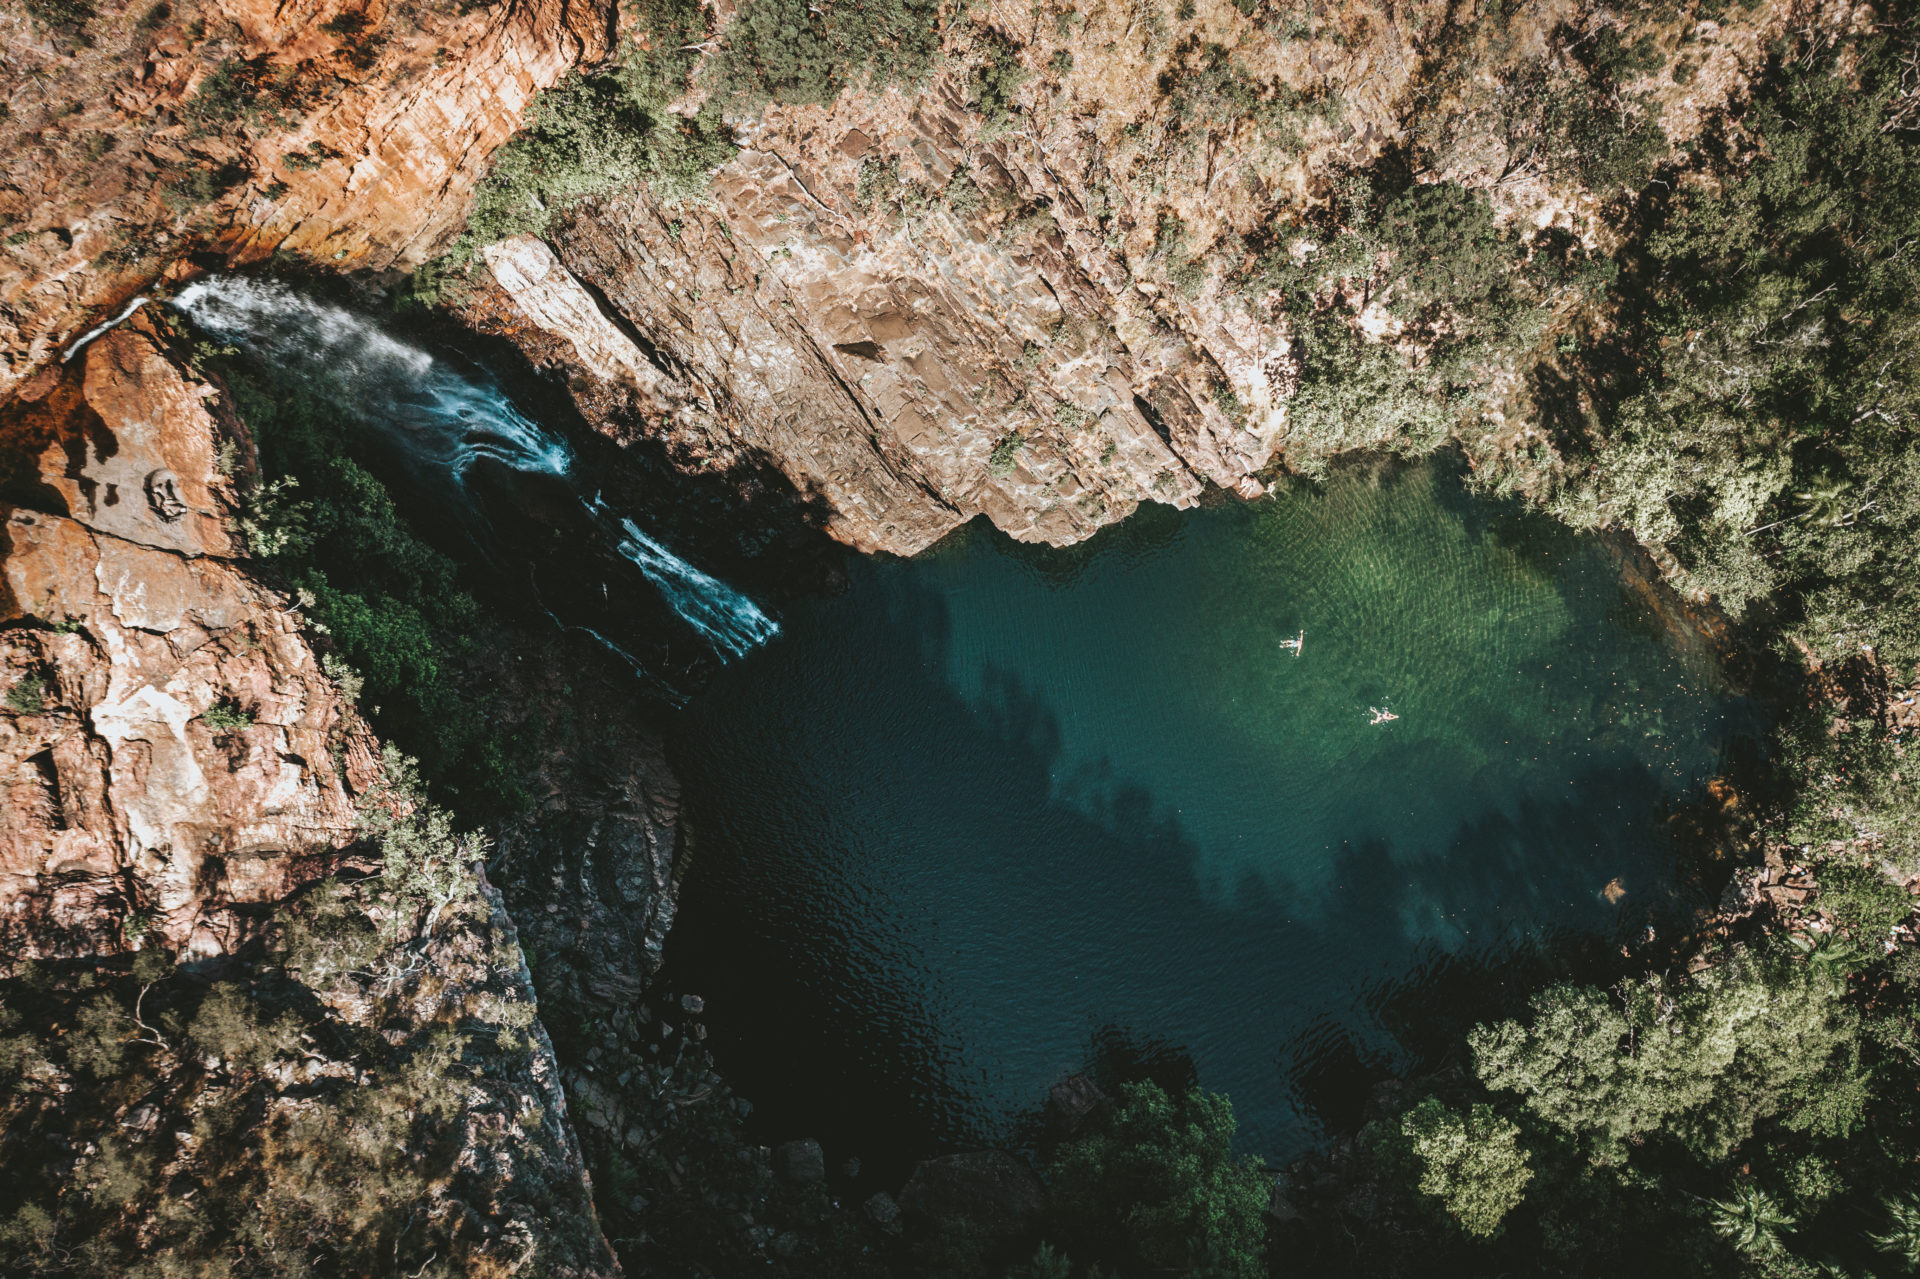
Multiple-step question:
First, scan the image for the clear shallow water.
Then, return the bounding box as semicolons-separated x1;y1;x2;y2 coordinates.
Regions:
665;458;1761;1167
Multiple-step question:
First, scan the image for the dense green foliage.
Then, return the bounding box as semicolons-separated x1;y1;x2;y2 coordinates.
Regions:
1255;165;1605;473
1276;929;1920;1275
452;0;944;264
1220;17;1920;1279
20;6;1915;1277
1470;952;1866;1164
1549;33;1920;664
24;0;94;42
464;68;734;249
1387;1098;1532;1238
435;0;735;269
219;363;526;812
1038;1082;1269;1278
708;0;943;108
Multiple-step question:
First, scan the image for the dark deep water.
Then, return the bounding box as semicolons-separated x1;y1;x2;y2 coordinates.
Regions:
170;278;1763;1181
663;457;1763;1176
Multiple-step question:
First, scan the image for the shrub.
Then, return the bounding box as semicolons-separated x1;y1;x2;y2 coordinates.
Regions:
1155;215;1208;297
708;0;944;109
1818;863;1913;942
220;367;525;812
181;56;319;136
282;142;332;172
988;432;1024;476
464;71;734;250
1043;1081;1269;1278
6;673;49;714
64;995;129;1078
944;164;982;216
971;32;1028;136
186;983;301;1070
1391;1097;1532;1237
355;745;487;940
161;163;248;213
24;0;94;40
200;700;255;731
1470;947;1862;1162
234;474;313;558
183;60;257;129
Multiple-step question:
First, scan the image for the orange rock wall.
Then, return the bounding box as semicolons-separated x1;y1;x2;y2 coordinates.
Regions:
0;0;613;399
0;317;376;962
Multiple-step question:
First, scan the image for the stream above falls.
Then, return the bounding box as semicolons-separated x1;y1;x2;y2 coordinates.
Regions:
663;456;1765;1174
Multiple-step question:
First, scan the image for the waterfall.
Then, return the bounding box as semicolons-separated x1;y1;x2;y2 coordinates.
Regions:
172;276;572;477
169;275;777;663
592;501;783;660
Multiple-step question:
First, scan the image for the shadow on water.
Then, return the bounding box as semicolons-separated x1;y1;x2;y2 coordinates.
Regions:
662;495;1746;1184
160;268;1769;1193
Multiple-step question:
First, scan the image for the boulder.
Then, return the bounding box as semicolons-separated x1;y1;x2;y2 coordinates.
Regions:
898;1149;1045;1245
864;1192;901;1229
775;1138;826;1184
1045;1073;1110;1141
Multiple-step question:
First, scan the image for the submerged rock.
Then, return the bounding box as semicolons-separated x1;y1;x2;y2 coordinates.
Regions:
865;1191;903;1230
1046;1073;1112;1141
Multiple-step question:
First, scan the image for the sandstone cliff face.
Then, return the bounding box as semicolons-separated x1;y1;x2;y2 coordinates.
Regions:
6;0;1812;558
0;316;620;1277
459;0;1814;556
0;0;613;399
0;316;368;960
0;0;1855;1269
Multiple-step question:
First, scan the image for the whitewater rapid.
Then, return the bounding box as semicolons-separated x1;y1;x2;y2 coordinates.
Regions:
170;275;778;664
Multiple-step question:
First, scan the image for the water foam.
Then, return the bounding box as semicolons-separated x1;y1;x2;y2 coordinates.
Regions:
600;504;782;660
171;275;777;663
172;276;571;477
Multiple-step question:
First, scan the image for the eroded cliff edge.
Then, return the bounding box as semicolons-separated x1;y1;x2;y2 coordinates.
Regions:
5;0;1829;561
4;0;1916;1271
0;319;623;1275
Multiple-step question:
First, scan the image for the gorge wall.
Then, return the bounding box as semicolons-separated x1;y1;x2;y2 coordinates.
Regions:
459;0;1816;556
1;0;1893;1271
0;0;613;399
4;0;1821;557
0;317;625;1273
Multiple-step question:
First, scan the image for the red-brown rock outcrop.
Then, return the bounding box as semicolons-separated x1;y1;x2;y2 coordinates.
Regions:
0;312;622;1277
0;0;614;400
0;316;376;960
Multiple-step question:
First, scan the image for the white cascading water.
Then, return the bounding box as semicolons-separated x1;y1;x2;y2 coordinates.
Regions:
171;276;572;477
63;295;150;363
169;275;778;663
592;502;783;660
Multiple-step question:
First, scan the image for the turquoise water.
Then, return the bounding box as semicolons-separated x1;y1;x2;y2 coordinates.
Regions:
665;458;1759;1166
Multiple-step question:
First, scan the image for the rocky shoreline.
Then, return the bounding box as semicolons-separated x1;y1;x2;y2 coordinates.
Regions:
4;0;1915;1270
